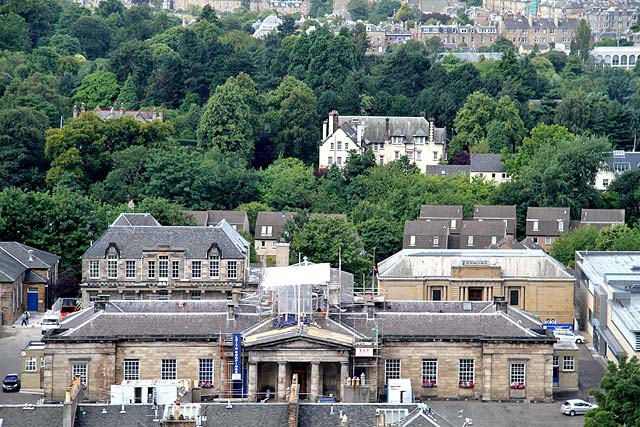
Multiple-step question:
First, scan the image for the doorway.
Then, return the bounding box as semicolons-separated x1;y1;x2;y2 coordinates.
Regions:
27;288;38;311
289;363;308;399
468;288;483;301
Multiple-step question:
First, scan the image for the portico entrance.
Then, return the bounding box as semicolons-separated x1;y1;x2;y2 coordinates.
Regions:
290;363;309;398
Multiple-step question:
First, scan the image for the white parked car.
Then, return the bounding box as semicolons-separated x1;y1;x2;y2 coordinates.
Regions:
553;329;585;344
561;399;598;416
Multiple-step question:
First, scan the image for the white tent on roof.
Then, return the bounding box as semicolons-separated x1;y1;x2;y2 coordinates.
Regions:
261;263;331;289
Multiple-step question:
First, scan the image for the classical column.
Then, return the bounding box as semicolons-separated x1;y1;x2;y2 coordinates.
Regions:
247;363;258;402
277;362;287;401
340;362;349;402
310;362;320;402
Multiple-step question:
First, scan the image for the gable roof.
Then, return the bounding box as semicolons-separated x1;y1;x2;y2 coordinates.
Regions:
254;212;295;240
580;209;625;225
470;154;505;172
82;221;248;260
185;210;249;230
474;205;517;235
603;151;640;173
333;116;445;145
460;219;507;236
0;243;60;283
424;165;470;177
419;205;463;220
526;207;570;236
111;213;161;227
404;220;450;236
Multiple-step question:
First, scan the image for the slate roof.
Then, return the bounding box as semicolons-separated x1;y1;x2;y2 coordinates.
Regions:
419;205;463;220
460;219;507;236
111;213;161;227
93;109;159;123
0;243;59;283
106;300;259;314
185;210;249;231
47;312;262;341
526;207;570;237
82;222;248;260
490;236;527;250
469;154;505;173
254;211;295;240
344;311;548;341
0;404;64;427
24;270;47;283
424;165;470;177
474;205;517;235
580;209;625;226
335;116;446;145
75;404;159;427
404;220;450;236
0;242;60;270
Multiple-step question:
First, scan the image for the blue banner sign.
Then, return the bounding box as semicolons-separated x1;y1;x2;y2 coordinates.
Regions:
232;334;242;380
542;323;573;331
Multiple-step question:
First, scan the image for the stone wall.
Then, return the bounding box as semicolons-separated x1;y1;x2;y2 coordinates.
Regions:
376;341;554;402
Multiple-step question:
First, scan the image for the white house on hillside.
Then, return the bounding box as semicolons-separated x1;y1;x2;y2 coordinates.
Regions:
594;150;640;190
318;111;447;172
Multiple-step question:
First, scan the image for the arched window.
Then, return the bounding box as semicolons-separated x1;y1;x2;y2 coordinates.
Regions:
613;55;620;66
630;55;636;65
621;55;628;65
208;245;221;279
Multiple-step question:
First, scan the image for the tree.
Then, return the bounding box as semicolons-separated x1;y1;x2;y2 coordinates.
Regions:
72;15;111;59
347;0;369;21
289;216;368;275
378;40;431;97
266;77;320;164
587;356;640;427
134;197;194;226
595;224;632;250
572;19;592;62
0;108;48;190
607;170;640;225
0;12;30;52
549;226;599;267
356;218;402;262
259;158;317;210
197;73;257;161
73;70;120;109
506;124;575;176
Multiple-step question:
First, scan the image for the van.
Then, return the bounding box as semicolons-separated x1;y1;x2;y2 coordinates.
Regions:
41;310;61;334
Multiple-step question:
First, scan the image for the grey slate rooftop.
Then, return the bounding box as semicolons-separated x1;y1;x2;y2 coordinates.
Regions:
254;211;295;240
82;221;248;260
419;205;463;220
470;154;506;172
0;404;64;427
110;213;161;227
0;242;60;282
335;115;446;145
580;209;625;225
424;164;470;177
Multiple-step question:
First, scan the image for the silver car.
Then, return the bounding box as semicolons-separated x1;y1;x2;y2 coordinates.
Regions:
561;399;598;416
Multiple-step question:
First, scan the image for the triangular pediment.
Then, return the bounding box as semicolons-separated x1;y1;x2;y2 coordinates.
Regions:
244;325;354;349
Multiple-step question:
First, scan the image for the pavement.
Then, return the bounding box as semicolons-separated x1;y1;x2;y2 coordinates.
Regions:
0;312;45;405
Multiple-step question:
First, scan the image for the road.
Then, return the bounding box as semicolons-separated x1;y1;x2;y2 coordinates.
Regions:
0;315;44;405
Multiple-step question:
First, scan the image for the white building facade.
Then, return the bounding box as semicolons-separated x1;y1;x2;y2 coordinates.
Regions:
318;111;447;172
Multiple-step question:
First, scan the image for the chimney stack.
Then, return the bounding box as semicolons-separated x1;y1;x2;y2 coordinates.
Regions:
384;117;390;142
494;296;508;314
331;110;339;135
73;105;78;119
227;302;235;321
428;117;435;143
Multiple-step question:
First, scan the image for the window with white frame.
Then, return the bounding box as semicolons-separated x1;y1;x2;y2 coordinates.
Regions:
72;362;88;385
148;260;156;279
228;261;238;279
459;359;475;384
337;141;342;150
422;359;437;386
161;359;177;380
337;157;342;165
210;254;220;279
172;260;180;279
467;235;474;246
107;254;118;279
433;236;439;247
451;219;457;230
510;363;526;387
491;236;497;245
385;359;401;383
328;156;333;165
25;357;37;372
558;221;564;232
125;261;136;279
545;237;552;245
433;151;438;160
191;291;202;300
158;256;169;278
192;261;202;278
563;356;574;371
533;221;539;231
89;261;100;279
410;235;416;247
345;143;349;150
376;409;409;425
553;355;559;367
124;359;139;380
416;150;422;161
199;359;214;384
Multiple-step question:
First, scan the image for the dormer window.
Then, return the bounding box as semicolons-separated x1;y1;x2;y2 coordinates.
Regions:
261;225;273;237
410;235;416;247
433;236;439;247
533;221;539;232
467;235;474;246
558;221;564;232
451;219;457;230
